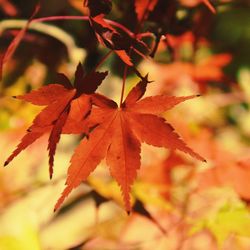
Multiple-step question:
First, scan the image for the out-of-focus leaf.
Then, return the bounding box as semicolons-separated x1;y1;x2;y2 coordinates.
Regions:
41;198;96;250
88;175;125;207
239;67;250;102
189;188;250;247
133;182;171;211
190;203;250;246
133;199;166;233
0;0;18;16
0;206;41;250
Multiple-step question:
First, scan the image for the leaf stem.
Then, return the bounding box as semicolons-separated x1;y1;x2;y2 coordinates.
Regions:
31;15;155;39
92;50;112;72
119;63;129;107
31;15;135;37
32;15;89;23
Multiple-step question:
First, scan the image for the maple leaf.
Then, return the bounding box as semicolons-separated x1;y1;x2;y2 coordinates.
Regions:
55;75;205;212
4;63;108;179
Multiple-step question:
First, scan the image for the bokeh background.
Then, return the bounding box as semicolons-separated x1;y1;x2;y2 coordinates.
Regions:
0;0;250;249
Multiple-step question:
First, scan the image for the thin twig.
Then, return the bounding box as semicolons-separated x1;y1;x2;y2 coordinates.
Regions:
92;50;112;72
32;15;135;37
119;63;129;107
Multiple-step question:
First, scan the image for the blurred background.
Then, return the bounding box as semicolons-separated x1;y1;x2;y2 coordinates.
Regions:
0;0;250;249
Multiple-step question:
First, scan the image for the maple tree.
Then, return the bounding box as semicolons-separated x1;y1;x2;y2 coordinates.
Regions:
1;0;250;249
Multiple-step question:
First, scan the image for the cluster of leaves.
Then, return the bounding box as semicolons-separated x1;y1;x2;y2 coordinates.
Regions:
1;0;250;249
2;0;212;212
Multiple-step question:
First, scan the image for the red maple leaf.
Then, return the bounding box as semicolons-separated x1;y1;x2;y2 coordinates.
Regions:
4;63;108;179
55;75;205;212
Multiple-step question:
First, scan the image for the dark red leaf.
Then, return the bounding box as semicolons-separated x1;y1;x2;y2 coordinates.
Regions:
81;70;109;94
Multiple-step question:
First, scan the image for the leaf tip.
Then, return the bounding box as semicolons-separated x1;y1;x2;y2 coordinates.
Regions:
49;162;54;179
4;161;9;167
103;70;109;76
77;61;83;68
53;203;60;213
143;73;153;84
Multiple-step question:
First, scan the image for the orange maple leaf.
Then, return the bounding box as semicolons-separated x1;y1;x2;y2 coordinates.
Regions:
5;63;108;178
195;131;250;201
55;75;205;212
199;160;250;201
